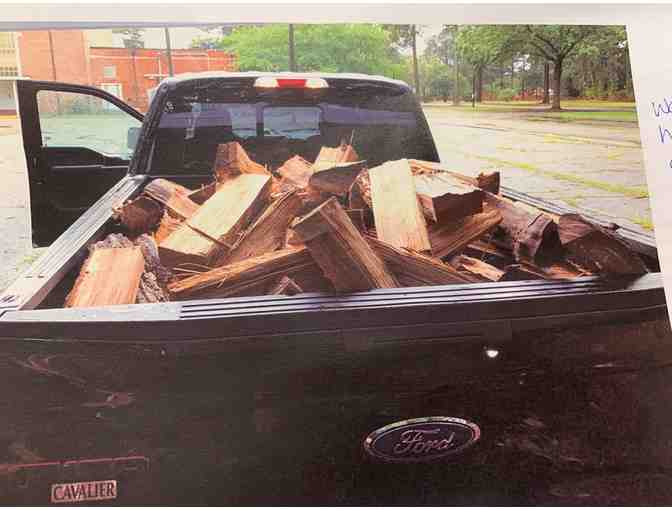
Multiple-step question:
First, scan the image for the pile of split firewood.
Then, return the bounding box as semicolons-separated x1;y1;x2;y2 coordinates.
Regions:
63;141;650;308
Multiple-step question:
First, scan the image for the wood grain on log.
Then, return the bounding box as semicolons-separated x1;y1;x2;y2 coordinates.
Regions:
369;159;431;251
159;174;271;269
428;209;503;259
221;190;303;265
65;247;145;308
168;247;319;300
484;192;560;262
414;172;484;223
452;254;504;282
144;178;199;220
366;236;473;286
557;213;648;274
292;197;397;292
213;142;269;182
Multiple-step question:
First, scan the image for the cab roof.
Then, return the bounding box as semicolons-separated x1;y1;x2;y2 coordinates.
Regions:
160;71;410;90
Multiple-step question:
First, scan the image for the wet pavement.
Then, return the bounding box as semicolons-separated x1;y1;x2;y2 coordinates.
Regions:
425;105;651;232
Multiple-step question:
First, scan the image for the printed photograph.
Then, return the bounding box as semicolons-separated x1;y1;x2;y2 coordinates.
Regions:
0;20;670;505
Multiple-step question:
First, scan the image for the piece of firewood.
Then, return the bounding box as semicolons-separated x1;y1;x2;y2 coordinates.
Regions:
309;143;365;196
188;181;219;205
414;172;484;223
220;190;303;265
477;171;500;194
499;264;547;282
451;254;504;282
308;160;367;197
114;195;163;235
154;211;183;245
464;239;515;268
144;178;199;221
213;142;269;182
428;209;503;259
346;209;366;231
268;276;304;296
408;159;500;194
277;155;314;189
292;197;397;292
313;143;360;172
159;174;271;269
168;247;321;300
557;214;648;275
366;236;473;286
65;247;145;308
369;159;431;252
483;192;560;263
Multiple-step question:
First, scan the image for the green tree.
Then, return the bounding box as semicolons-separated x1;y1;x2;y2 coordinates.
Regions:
518;25;601;110
215;24;401;76
456;26;514;102
383;25;422;98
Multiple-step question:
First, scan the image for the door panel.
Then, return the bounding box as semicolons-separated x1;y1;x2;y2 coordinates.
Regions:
16;80;143;246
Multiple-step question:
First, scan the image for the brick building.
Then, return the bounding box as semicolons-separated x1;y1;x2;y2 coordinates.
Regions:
0;29;237;113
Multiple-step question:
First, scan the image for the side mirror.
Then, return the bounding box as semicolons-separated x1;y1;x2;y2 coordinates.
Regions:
127;126;141;152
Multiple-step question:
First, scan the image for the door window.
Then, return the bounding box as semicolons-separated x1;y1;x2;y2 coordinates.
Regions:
37;90;141;159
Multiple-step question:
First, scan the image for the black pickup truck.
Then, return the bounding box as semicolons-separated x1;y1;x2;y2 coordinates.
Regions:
1;73;671;505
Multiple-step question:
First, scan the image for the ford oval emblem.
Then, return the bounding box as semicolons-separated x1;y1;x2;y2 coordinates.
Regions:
363;416;481;463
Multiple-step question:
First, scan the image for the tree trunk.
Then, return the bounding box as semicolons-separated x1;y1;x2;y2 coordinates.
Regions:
511;55;515;88
476;66;483;102
411;25;421;101
453;27;460;105
551;58;562;111
542;62;550;104
288;24;296;72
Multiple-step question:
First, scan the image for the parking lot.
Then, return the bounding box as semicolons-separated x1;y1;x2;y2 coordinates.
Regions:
0;104;651;292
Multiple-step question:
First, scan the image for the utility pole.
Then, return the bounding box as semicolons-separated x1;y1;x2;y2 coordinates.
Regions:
411;25;421;101
47;30;57;81
453;26;460;106
164;27;174;77
288;24;296;72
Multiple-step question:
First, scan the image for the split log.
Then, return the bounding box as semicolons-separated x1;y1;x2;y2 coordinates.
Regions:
168;247;322;300
345;209;366;231
499;264;546;282
277;155;314;189
464;239;515;268
159;174;271;269
154;211;183;245
499;260;590;282
213;142;269;181
366;236;473;286
313;143;360;172
428;209;503;259
349;170;372;210
220;190;303;265
369;159;431;252
144;178;199;220
65;247;145;308
188;181;219;205
135;234;171;303
309;143;365;196
557;214;648;275
268;276;304;296
414;172;484;223
408;159;500;193
484;192;560;263
308;160;367;197
292;197;397;292
477;171;500;194
114;195;163;234
452;254;504;282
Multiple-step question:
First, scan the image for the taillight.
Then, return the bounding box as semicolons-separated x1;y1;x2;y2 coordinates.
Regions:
254;77;328;89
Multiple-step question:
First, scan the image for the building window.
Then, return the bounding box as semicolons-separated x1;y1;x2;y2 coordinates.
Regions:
0;66;18;77
103;65;116;78
0;33;15;49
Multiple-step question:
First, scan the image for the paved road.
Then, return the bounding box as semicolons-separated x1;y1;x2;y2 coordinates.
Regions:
424;105;651;232
0;108;653;293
